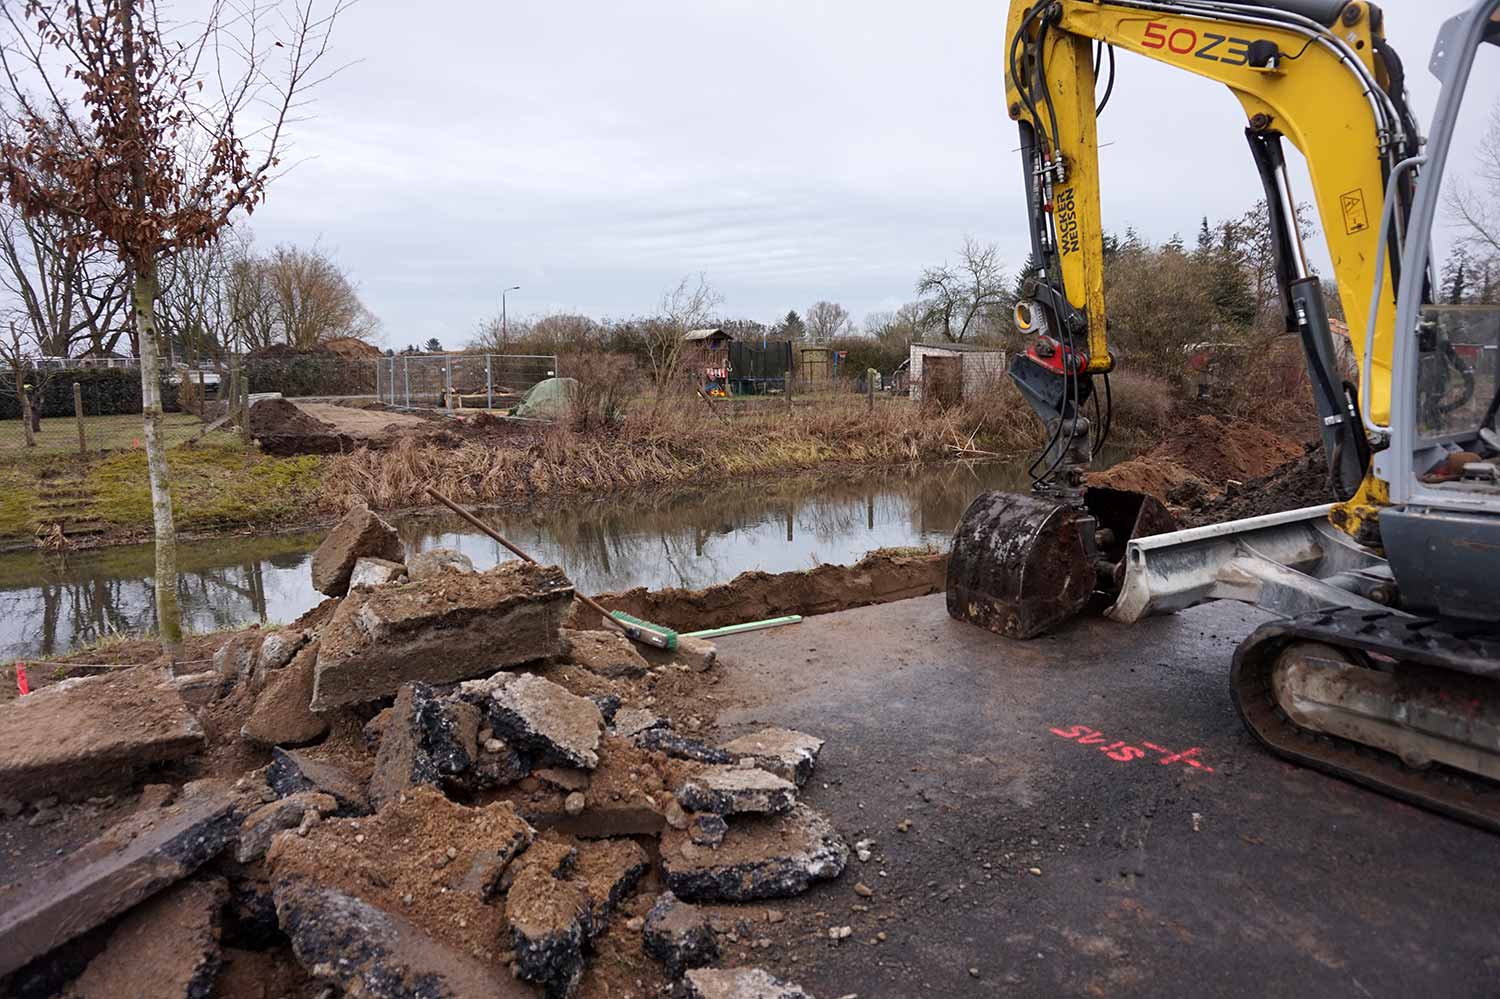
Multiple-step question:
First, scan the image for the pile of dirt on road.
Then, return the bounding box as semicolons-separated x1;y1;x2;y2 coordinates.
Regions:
1090;415;1304;505
1181;443;1333;527
574;547;948;633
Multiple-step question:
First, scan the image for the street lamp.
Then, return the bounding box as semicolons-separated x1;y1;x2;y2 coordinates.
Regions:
502;285;520;342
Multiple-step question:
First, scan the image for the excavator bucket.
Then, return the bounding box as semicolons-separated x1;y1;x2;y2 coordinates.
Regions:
946;487;1175;639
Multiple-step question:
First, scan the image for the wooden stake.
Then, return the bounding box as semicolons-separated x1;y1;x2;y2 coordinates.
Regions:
73;381;85;454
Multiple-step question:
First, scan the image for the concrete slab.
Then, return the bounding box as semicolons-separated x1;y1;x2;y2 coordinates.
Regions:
0;794;235;977
709;594;1500;998
0;666;205;801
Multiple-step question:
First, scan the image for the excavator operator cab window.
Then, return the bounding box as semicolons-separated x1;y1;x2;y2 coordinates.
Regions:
1403;1;1500;494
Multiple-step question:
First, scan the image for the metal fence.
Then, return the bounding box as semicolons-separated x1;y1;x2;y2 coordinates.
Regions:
375;353;558;410
1;369;205;455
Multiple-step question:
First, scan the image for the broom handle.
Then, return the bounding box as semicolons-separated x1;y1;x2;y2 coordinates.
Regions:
424;487;629;632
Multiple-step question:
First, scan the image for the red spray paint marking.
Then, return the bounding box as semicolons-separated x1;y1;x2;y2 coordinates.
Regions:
16;663;29;696
1050;723;1213;773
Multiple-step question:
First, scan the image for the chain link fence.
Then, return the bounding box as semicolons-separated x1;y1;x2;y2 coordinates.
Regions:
375;353;559;410
1;365;208;455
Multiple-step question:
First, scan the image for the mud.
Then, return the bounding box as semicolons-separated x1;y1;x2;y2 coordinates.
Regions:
1090;415;1305;508
575;548;947;633
1182;443;1334;526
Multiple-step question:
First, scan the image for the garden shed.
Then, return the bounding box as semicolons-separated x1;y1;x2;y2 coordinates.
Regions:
908;342;1007;406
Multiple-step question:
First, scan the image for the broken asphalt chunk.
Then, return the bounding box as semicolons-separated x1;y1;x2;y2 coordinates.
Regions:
0;794;236;977
676;766;797;816
661;804;848;903
563;629;650;678
66;877;229;999
634;728;733;764
461;672;603;770
267;747;370;816
611;707;667;739
310;504;404;598
274;878;530;999
721;728;824;787
406;546;476;580
312;561;574;709
0;665;205;802
235;792;338;863
369;682;480;808
642;890;719;977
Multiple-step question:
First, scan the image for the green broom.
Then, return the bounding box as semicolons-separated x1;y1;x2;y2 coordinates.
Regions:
425;488;678;650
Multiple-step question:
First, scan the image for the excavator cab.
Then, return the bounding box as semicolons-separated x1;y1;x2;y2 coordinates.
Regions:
949;0;1500;830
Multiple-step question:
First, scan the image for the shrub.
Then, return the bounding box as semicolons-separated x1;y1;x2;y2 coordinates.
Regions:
0;367;180;420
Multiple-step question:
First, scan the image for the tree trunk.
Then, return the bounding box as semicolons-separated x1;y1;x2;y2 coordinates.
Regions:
19;382;36;447
134;261;183;661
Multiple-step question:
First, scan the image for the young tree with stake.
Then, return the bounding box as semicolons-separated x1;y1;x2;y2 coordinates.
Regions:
0;0;347;658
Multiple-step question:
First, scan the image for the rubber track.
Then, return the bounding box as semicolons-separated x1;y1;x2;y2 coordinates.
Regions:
1230;608;1500;834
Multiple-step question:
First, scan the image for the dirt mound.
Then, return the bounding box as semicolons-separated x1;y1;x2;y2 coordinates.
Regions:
1089;456;1205;500
1089;416;1304;506
248;398;357;457
1158;415;1305;482
1183;443;1334;526
573;548;947;634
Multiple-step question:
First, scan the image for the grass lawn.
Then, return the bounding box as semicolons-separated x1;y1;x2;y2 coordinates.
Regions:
0;411;203;455
0;432;327;543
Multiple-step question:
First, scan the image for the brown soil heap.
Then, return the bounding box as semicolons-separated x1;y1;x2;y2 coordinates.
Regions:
1182;443;1334;526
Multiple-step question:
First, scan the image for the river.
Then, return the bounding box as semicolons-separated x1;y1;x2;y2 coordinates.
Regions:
0;453;1129;661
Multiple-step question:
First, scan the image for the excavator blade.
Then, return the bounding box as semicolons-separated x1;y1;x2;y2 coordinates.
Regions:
946;487;1174;639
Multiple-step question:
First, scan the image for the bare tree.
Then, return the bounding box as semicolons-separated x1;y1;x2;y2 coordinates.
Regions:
645;273;721;414
0;0;348;658
804;300;852;341
1445;101;1500;261
0;200;127;357
260;243;377;348
0;318;51;444
916;237;1010;342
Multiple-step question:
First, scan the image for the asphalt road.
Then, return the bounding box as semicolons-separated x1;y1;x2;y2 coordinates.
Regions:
711;594;1500;999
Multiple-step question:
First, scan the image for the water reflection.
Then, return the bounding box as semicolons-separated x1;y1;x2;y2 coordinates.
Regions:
0;453;1126;661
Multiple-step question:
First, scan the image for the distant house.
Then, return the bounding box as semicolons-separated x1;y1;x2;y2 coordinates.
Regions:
684;328;734;395
909;342;1007;405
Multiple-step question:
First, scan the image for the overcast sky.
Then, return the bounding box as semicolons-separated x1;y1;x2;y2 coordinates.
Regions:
241;0;1462;348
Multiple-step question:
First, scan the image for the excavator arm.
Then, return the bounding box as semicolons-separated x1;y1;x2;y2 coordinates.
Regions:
1002;0;1421;542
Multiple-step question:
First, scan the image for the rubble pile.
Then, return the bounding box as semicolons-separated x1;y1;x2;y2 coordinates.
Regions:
0;505;835;998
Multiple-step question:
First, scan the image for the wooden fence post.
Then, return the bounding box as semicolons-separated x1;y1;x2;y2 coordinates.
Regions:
867;368;877;412
73;382;86;454
239;372;252;443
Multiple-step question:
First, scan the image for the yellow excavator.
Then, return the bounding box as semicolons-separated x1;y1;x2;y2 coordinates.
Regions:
948;1;1500;828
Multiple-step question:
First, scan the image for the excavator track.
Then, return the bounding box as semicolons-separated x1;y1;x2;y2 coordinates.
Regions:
1231;608;1500;833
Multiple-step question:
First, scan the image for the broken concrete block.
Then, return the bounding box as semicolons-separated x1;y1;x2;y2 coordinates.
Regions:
635;728;733;764
690;813;728;848
213;630;263;684
0;794;235;977
611;707;666;739
240;643;329;748
67;876;229;999
362;707;391;751
676;766;797;816
675;635;718;671
661;805;848;903
461;672;603;770
168;671;226;708
720;728;825;788
0;665;205;801
235;792;338;863
563;629;649;678
310;504;404;597
406;546;476;580
643;890;719;976
369;682;480;809
684;967;815;999
348;556;406;590
274;878;531;999
312;561;574;710
255;629;306;678
267;747;369;816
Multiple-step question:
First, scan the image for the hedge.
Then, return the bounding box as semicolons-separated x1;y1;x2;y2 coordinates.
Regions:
0;367;180;420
